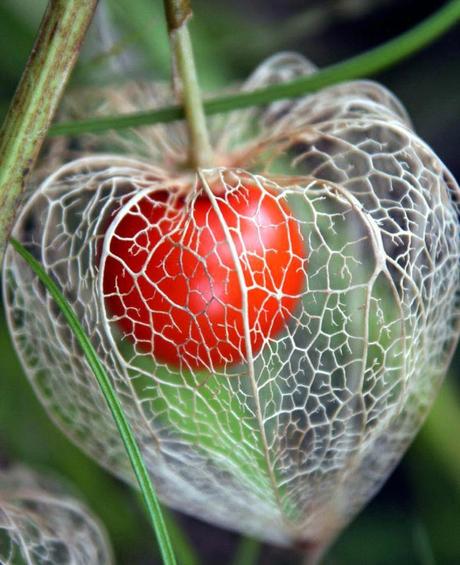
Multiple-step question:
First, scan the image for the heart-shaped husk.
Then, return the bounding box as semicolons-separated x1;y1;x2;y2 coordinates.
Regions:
4;54;459;551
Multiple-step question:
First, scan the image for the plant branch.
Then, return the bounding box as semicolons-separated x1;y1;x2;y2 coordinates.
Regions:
0;0;98;263
163;0;213;168
49;0;460;138
10;237;177;565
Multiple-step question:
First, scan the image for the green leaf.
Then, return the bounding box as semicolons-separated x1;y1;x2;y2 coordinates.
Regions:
9;237;177;565
49;0;460;137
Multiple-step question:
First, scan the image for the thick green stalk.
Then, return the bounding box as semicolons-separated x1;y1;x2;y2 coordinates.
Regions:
0;0;98;263
164;0;213;168
49;0;460;137
10;237;177;565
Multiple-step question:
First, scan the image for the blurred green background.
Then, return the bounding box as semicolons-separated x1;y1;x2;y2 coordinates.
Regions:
0;1;459;563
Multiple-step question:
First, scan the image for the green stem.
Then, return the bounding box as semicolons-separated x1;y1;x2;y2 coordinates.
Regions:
49;0;460;138
0;0;98;263
10;238;177;565
163;508;200;565
232;537;261;565
164;0;213;168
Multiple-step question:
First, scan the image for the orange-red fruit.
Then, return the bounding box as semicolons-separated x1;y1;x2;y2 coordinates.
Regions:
103;177;306;369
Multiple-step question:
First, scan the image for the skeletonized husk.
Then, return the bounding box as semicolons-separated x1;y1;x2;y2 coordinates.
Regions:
0;465;111;564
4;53;459;548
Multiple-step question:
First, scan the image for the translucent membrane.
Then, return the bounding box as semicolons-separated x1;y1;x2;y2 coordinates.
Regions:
4;54;459;547
0;466;111;564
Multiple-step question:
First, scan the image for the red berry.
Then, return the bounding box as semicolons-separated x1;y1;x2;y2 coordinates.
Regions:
103;174;306;369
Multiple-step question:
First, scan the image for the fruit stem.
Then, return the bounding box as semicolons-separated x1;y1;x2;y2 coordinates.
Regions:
163;0;214;169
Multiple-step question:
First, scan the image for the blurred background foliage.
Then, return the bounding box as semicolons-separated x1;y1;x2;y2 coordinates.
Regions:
0;0;459;563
